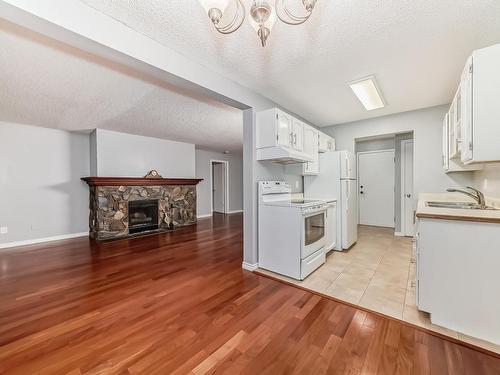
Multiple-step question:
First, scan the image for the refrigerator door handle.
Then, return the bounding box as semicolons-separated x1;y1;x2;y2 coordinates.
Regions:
345;181;349;211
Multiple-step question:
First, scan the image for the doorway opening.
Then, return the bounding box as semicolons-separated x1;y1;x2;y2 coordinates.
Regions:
210;160;229;214
355;132;414;236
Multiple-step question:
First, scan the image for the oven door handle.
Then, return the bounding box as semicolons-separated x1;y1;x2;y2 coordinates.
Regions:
302;207;327;217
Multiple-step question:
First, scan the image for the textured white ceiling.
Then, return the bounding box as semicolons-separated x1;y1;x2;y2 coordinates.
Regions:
0;19;243;151
82;0;500;126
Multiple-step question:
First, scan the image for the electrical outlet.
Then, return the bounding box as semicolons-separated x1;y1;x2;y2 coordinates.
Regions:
0;227;8;235
295;180;299;189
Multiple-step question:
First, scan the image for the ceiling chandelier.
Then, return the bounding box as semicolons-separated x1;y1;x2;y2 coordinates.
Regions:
198;0;318;47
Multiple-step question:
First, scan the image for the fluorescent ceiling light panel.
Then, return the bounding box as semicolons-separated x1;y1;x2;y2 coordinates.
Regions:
349;76;385;111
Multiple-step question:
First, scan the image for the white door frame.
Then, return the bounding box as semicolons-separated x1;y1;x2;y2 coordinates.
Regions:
400;140;414;236
210;159;229;214
356;149;396;226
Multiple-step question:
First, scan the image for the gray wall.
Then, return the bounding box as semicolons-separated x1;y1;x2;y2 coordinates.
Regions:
0;124;204;246
323;105;474;202
195;148;243;217
0;122;90;245
92;129;195;178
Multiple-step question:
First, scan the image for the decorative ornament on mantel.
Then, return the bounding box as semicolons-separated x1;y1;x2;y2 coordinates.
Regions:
198;0;318;47
144;170;163;179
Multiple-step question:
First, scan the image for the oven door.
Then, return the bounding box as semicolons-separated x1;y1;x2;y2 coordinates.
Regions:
302;209;326;259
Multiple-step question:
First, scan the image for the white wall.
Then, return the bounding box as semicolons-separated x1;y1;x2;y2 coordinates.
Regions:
0;121;90;245
195;148;243;217
323;105;475;200
92;129;195;178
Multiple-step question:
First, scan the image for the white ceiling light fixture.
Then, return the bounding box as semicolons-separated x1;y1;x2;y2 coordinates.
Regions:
348;76;386;111
198;0;318;47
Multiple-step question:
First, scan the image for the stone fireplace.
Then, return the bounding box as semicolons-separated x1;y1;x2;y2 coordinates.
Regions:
82;176;203;240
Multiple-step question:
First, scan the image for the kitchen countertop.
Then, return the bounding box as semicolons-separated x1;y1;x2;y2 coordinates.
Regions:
416;193;500;224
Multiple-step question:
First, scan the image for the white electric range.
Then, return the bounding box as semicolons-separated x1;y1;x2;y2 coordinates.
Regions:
258;181;327;280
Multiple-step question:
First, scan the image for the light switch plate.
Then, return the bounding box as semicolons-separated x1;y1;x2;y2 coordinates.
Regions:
0;227;8;234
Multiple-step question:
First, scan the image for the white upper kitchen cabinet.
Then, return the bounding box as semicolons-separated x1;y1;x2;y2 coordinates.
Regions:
442;111;482;173
318;132;335;153
292;119;304;152
257;108;294;149
448;89;461;159
302;126;319;175
442;114;449;171
256;108;314;163
460;43;500;164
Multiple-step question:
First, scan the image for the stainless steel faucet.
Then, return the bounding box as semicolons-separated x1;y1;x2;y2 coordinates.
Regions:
446;186;486;208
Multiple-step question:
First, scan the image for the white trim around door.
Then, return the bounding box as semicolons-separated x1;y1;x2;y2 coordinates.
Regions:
210;159;229;214
400;139;414;236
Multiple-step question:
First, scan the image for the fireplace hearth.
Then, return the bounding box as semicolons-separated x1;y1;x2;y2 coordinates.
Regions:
128;200;159;234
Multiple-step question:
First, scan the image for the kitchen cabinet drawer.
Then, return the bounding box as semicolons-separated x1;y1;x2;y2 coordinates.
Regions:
301;248;325;280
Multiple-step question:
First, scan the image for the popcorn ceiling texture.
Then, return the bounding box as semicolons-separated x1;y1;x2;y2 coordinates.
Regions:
82;0;500;126
0;19;243;151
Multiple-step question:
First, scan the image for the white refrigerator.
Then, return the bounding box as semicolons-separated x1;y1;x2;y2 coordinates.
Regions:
304;150;358;250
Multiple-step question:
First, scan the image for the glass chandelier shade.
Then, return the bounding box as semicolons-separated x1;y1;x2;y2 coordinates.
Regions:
198;0;318;46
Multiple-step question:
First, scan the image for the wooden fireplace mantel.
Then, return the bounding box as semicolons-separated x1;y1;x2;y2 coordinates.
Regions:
81;177;203;186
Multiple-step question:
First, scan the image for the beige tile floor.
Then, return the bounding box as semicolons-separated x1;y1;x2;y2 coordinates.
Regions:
257;225;500;354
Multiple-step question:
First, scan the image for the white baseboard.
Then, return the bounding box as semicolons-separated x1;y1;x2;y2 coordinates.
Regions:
394;232;404;237
0;232;89;250
227;210;243;214
242;261;258;271
197;214;213;219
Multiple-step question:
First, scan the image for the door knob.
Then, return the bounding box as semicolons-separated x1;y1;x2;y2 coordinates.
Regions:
406;194;412;198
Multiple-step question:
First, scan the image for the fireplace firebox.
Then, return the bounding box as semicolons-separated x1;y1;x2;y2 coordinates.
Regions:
128;200;159;234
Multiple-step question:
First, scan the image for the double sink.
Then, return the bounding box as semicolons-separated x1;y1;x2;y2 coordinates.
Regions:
426;201;498;210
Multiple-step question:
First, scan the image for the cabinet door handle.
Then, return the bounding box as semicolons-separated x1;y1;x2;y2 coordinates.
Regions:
290;133;294;145
293;133;297;145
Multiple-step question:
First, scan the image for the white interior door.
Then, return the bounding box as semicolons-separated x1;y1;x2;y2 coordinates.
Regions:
358;150;395;227
212;163;225;213
402;140;414;236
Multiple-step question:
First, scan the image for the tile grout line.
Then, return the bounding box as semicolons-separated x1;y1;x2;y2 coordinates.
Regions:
357;248;387;305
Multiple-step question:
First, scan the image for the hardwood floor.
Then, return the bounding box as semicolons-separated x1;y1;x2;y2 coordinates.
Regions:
0;213;499;374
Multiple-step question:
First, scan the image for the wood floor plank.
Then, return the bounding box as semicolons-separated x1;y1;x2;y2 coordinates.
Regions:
0;213;498;374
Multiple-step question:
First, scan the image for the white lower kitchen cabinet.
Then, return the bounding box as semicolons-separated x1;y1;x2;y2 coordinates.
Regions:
325;201;337;251
416;218;500;344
